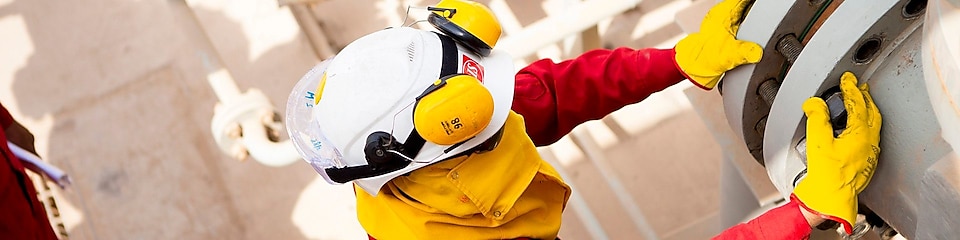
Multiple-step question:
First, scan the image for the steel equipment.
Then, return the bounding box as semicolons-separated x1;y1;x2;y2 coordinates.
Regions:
722;0;960;238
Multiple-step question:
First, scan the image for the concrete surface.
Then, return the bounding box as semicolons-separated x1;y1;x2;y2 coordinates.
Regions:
0;0;790;239
1;0;326;239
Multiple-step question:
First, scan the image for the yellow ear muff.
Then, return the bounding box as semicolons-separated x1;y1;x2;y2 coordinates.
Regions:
413;74;494;145
428;0;502;56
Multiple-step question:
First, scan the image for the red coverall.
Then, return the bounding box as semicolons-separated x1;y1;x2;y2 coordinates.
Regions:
512;47;813;239
0;103;58;240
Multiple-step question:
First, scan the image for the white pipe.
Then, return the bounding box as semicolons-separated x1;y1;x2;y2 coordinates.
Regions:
240;119;301;167
498;0;643;59
208;69;243;104
191;2;300;167
208;68;301;167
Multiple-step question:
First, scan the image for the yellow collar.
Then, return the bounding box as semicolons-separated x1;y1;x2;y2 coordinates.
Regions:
356;111;570;239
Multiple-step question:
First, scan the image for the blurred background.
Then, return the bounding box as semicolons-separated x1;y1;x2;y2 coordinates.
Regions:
0;0;783;239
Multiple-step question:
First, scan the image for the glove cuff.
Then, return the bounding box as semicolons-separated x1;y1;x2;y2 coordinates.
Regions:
671;48;716;90
686;75;719;90
790;193;854;234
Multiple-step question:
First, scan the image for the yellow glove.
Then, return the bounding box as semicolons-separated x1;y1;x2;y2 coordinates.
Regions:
793;72;882;234
675;0;763;90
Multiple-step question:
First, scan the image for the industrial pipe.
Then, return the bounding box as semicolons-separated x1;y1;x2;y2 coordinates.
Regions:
208;69;301;167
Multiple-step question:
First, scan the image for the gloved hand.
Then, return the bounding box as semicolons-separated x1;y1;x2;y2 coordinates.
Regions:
674;0;763;90
793;72;882;234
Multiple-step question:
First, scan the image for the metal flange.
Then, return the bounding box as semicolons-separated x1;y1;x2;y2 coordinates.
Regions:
721;0;960;238
721;0;839;165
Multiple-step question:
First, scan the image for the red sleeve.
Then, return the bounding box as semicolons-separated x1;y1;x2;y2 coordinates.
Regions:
0;101;57;239
713;200;813;240
512;47;685;146
0;102;13;129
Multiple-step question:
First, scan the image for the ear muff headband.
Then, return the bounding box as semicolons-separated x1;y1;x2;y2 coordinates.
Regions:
413;33;493;145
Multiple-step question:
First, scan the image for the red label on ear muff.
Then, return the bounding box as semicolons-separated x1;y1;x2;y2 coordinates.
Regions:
462;55;484;82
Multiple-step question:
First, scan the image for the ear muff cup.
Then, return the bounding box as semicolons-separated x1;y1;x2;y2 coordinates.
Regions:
428;13;492;56
413;74;494;145
428;0;502;56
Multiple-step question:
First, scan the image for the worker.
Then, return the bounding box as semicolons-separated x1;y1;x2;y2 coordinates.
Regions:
0;102;58;239
284;0;882;239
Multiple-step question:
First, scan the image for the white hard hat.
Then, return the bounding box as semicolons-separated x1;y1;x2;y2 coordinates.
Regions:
285;27;515;195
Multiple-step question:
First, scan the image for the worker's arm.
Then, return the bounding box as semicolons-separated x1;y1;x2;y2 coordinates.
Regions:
512;47;685;146
714;72;882;239
0;103;37;155
513;0;762;146
712;200;820;239
0;102;14;130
